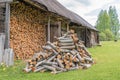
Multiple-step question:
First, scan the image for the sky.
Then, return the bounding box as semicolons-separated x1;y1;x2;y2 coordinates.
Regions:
57;0;120;26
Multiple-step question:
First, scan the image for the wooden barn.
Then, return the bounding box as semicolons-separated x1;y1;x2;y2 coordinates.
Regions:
0;0;99;59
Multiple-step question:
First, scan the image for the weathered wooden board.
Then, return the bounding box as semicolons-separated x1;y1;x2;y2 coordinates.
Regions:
4;48;14;66
0;33;5;64
0;0;13;3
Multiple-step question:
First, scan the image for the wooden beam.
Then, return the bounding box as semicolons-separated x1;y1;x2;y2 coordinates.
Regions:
48;17;51;41
24;0;47;11
0;0;13;3
0;34;5;64
67;23;69;32
58;21;61;37
84;28;87;47
5;3;10;48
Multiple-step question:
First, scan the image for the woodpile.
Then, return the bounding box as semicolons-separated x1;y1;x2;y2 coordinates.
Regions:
23;30;94;74
10;1;47;59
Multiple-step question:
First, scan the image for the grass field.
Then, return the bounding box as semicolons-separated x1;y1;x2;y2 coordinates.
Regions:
0;41;120;80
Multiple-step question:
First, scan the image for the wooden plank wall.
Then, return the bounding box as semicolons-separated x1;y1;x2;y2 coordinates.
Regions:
91;31;96;46
0;33;5;64
4;48;14;66
0;3;6;33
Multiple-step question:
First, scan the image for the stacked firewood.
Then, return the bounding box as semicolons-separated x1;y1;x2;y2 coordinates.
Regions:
10;1;47;59
23;30;94;74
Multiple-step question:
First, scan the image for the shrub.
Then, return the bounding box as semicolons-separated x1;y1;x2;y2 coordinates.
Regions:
99;32;106;41
104;29;114;41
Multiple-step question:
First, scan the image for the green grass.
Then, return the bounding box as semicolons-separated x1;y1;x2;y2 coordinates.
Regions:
1;41;120;80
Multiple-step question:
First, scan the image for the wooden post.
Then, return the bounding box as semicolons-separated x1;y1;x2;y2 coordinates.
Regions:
67;23;69;32
48;17;51;41
85;27;87;47
0;34;5;64
4;48;14;66
5;2;10;48
58;21;61;37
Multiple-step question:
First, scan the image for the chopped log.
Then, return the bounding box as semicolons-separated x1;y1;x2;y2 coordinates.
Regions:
80;64;92;69
71;34;79;43
70;50;78;55
47;55;57;62
78;43;91;57
47;41;57;51
35;60;46;67
57;58;64;68
68;67;79;70
60;49;70;53
52;65;66;71
76;53;84;61
59;39;73;43
23;67;32;73
42;46;52;51
40;69;47;73
60;31;71;38
52;49;59;55
57;54;62;59
84;57;93;62
58;42;74;46
60;45;75;49
34;67;44;72
42;62;58;66
57;37;72;40
43;65;56;72
73;57;79;62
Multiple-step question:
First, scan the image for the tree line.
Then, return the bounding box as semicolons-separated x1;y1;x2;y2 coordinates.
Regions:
96;6;120;41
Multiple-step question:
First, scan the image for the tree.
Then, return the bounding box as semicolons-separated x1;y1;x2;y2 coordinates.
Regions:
108;6;120;40
96;10;111;32
96;10;104;32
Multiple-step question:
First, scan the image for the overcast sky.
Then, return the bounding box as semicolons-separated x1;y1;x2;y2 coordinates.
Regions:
57;0;120;26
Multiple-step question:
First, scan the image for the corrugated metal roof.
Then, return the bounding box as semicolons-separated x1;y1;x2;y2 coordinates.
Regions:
32;0;98;31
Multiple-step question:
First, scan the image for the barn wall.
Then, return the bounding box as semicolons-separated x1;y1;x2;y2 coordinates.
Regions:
10;2;47;59
91;31;96;46
69;26;86;45
90;31;99;46
85;29;91;47
70;26;94;47
0;3;6;33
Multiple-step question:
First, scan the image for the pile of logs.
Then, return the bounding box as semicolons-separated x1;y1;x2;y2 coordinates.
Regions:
23;30;94;74
10;1;47;59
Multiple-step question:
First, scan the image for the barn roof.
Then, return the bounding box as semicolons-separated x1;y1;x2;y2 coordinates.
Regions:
26;0;98;31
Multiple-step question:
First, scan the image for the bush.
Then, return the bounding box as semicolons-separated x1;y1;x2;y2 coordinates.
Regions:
104;29;114;41
99;32;106;41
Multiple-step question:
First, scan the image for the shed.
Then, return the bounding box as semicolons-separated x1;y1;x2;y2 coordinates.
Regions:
0;0;99;59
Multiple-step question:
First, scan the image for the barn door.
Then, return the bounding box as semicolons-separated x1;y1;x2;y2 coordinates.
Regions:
85;29;91;47
46;24;60;42
50;25;59;42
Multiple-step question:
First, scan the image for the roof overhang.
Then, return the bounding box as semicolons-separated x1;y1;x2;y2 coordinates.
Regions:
0;0;13;3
